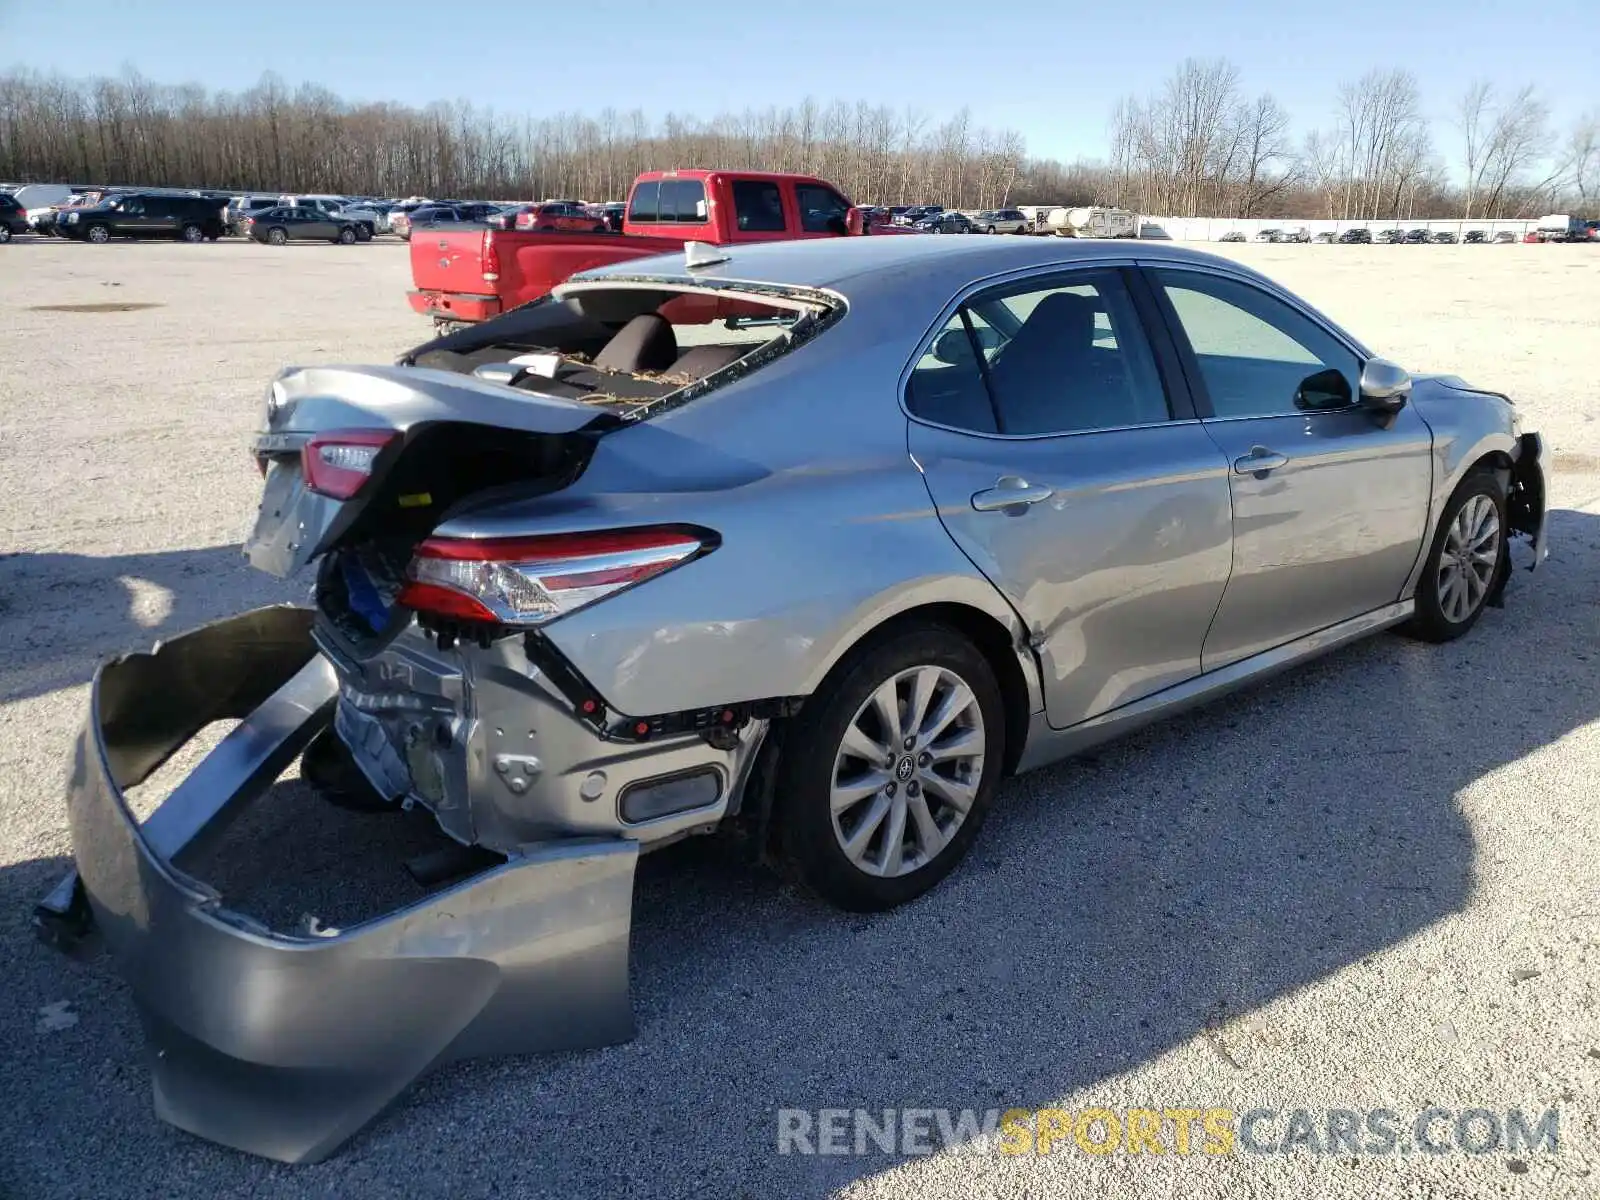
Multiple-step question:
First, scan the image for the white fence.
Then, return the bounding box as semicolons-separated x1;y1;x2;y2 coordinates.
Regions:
1132;215;1539;242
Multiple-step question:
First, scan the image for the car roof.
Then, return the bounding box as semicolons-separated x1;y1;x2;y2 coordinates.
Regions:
573;233;1271;299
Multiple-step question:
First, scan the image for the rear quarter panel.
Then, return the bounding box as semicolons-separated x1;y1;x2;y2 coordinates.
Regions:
437;324;1040;718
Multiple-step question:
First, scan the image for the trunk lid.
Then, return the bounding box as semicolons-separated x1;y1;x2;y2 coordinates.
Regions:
244;364;617;578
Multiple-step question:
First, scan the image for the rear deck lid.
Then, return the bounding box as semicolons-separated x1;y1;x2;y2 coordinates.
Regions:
244;364;617;578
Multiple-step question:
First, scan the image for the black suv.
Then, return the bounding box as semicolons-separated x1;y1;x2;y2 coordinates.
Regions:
56;191;226;244
1337;227;1372;244
0;192;28;243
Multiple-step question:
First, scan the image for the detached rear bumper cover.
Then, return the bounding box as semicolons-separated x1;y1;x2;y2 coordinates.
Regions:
49;605;637;1164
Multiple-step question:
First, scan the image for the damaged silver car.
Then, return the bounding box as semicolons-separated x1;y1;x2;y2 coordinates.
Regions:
40;236;1547;1163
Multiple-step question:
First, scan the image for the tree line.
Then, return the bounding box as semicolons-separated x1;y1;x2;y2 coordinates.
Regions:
0;64;1594;219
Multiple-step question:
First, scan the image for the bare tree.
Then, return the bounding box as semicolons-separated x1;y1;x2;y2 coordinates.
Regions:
1455;79;1493;218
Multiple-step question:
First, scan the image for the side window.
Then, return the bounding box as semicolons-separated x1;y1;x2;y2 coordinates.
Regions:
1153;269;1359;419
907;270;1170;436
122;197;145;215
732;180;786;232
796;184;850;233
628;181;660;223
906;312;1000;434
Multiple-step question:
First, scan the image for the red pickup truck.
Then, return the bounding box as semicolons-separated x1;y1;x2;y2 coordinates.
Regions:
408;169;900;326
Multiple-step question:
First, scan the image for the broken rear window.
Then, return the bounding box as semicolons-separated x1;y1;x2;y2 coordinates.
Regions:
407;283;835;418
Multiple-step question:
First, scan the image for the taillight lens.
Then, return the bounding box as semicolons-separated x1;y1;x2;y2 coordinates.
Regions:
302;429;398;499
398;528;708;626
482;229;500;282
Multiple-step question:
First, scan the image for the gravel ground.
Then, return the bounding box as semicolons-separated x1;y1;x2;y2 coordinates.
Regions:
1;236;1598;1200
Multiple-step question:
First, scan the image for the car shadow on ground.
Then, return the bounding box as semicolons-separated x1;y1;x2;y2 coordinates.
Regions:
0;544;299;705
1;508;1595;1199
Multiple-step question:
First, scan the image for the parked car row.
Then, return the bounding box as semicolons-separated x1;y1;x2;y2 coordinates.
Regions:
1219;227;1528;245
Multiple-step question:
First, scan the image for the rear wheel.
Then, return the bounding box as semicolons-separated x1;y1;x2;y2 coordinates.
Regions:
1404;469;1508;642
0;225;11;244
86;223;111;244
267;226;287;246
775;624;1004;911
179;223;204;243
592;223;607;233
337;227;356;245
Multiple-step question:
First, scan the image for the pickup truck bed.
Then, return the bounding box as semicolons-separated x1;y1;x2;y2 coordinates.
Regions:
409;228;682;323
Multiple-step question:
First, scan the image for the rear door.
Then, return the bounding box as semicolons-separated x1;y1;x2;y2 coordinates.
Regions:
143;198;179;237
906;265;1234;730
792;182;853;239
1145;265;1432;669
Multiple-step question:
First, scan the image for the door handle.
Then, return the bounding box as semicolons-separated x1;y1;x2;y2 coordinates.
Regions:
972;475;1054;512
1232;446;1289;476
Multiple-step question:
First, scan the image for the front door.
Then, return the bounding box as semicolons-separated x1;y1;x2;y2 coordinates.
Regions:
1146;266;1433;669
907;266;1234;730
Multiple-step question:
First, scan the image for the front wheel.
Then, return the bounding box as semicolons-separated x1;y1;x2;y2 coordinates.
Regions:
179;223;204;243
337;227;356;244
86;223;111;244
1404;469;1508;642
775;624;1004;911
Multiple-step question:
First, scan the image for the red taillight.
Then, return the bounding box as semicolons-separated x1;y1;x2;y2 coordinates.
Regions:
482;229;500;282
398;528;707;626
302;429;398;499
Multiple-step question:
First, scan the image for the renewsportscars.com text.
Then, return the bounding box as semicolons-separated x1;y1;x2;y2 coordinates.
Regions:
776;1106;1560;1158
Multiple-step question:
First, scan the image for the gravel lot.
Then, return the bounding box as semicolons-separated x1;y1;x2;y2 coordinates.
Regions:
2;236;1598;1199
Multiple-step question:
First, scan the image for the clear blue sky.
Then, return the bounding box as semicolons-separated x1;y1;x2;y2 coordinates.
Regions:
1;0;1592;165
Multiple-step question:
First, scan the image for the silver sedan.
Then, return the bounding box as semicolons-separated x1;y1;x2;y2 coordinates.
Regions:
49;236;1547;1163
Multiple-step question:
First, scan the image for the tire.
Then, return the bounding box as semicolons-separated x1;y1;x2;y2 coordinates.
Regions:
355;224;372;242
986;225;996;234
299;728;393;812
537;224;554;232
267;226;287;246
180;223;204;243
774;622;1005;911
592;223;607;233
0;225;11;244
338;227;356;244
1403;468;1509;643
86;223;111;244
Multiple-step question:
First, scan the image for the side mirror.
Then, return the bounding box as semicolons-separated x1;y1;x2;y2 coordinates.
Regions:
1294;367;1353;411
1358;357;1411;416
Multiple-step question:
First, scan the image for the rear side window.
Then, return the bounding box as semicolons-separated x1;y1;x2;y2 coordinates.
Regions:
907;270;1169;436
732;180;786;232
795;185;850;233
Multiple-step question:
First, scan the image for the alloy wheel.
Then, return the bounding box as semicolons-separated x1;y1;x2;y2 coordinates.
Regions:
829;664;986;878
1437;493;1501;623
